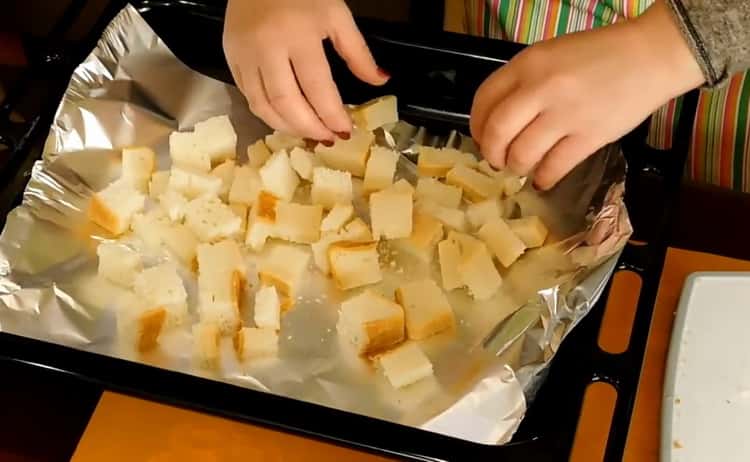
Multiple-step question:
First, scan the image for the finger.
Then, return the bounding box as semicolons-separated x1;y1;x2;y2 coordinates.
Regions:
505;112;566;176
533;135;600;190
329;6;388;86
241;64;292;133
470;66;518;142
260;55;334;140
291;43;352;134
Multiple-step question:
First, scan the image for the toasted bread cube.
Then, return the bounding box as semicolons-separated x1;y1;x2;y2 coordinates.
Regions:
168;165;223;199
265;131;305;154
97;242;142;287
135;308;167;352
466;197;503;229
390;179;415;195
377;342;433;389
259;151;299;201
350;95;398;131
89;179;146;236
311;167;353;209
122;146;156;192
229;165;262;206
134;263;188;326
193;322;221;369
160;223;199;267
184;195;243;243
363;146;399;192
254;285;281;330
193;115;237;164
258;244;310;300
459;240;502;300
328;241;382;290
170;131;211;172
211;159;235;201
437;238;463;291
234;327;278;361
247;139;272;168
416;199;467;232
392;212;443;263
197;240;246;333
508;216;548;248
417;146;477;177
274;202;323;244
500;173;527;196
416;178;462;209
289;147;317;181
245;191;278;251
149;171;170;199
445;164;499;202
370;189;413;240
337;290;405;355
312;218;372;274
159;189;189;222
477;217;527;267
229;203;249;234
343;217;373;241
320;203;354;233
396;279;455;340
314;128;373;177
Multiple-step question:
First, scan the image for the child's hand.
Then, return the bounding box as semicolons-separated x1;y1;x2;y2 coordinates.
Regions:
223;0;388;142
470;1;704;190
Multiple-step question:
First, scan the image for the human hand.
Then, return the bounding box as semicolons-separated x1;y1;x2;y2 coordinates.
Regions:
223;0;389;142
470;0;704;190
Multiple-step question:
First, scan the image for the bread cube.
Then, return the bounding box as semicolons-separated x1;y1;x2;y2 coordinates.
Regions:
416;199;467;232
184;195;243;243
499;171;527;196
159;189;189;222
134;263;188;326
377;342;433;389
445;164;499;202
148;171;170;199
97;242;142;287
258;244;310;299
254;285;281;329
234;327;279;361
477;159;501;178
416;178;462;209
350;95;398;131
160;223;199;267
391;212;443;263
466;197;503;229
122;146;156;192
395;279;455;340
437;238;463;291
363;146;399;192
328;241;382;290
229;165;262;206
131;209;170;251
289;146;317;181
89;179;146;236
312;218;372;274
259;150;299;201
193;322;221;370
168;165;222;199
247;139;273;168
245;191;278;251
311;167;353;209
337;290;405;355
458;240;502;300
477;217;527;268
320;203;354;233
265;131;305;154
170;131;211;172
417;146;477;177
508;216;548;248
211;159;235;201
193;115;237;164
342;217;373;242
314;128;373;177
197;240;246;333
134;308;167;352
197;239;246;278
274;202;323;244
390;179;415;195
229;203;249;234
370;189;413;240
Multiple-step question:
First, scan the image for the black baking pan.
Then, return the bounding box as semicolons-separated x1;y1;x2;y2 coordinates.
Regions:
0;1;698;460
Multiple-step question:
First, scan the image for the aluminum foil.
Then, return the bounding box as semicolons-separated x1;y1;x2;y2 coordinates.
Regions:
0;5;632;445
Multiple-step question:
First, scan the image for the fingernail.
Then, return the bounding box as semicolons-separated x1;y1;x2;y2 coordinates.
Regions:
335;131;351;140
377;67;391;80
321;139;335;147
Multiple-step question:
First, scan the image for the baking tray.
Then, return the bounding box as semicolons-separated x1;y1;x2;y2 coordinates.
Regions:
0;1;699;460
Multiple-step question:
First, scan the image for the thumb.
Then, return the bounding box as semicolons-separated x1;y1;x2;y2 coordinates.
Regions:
329;8;389;86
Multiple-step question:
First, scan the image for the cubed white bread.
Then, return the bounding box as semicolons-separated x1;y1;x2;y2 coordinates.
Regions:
508;216;548;248
342;217;373;241
193;115;237;164
416;178;462;208
437;238;463;291
337;290;405;355
445;164;500;202
328;241;382;290
149;171;170;198
390;179;415;195
229;203;249;234
254;285;281;329
169;131;211;172
477;159;502;178
259;150;299;201
417;146;477;177
274;202;323;244
159;189;189;222
197;240;246;333
391;212;444;263
312;218;372;274
184;195;243;243
193;322;221;370
121;146;156;192
229;165;262;206
234;327;279;361
466;197;503;229
210;159;235;201
395;279;455;340
258;244;310;300
197;239;246;278
89;179;146;236
350;95;398;131
247;139;273;168
289;146;317;181
160;223;199;268
131;209;170;251
245;191;278;251
134;263;188;326
168;165;222;200
311;167;353;209
97;242;142;287
458;239;502;300
477;217;527;268
320;203;354;233
264;131;305;154
314;128;373;177
363;146;399;192
377;342;433;389
416;199;467;232
118;304;168;353
498;171;527;196
370;189;413;240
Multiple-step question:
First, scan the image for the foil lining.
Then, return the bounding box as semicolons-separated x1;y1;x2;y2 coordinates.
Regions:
0;5;632;445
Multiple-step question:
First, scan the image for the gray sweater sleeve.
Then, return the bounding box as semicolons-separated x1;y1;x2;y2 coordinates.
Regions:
665;0;750;87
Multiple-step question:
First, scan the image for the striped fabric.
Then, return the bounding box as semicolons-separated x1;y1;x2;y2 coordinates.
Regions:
464;0;750;192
